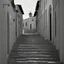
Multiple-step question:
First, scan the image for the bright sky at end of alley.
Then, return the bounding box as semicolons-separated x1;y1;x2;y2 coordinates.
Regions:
14;0;38;19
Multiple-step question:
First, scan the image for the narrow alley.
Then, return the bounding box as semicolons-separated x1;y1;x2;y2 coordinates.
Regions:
8;34;62;64
0;0;64;64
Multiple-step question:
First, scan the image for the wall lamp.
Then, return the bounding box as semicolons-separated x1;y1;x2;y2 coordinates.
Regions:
3;4;10;8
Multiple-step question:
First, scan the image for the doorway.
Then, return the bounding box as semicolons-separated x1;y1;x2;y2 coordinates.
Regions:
49;5;52;41
15;12;17;38
30;24;32;30
7;12;10;54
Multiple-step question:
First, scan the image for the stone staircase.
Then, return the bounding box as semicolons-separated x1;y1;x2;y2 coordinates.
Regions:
8;34;63;64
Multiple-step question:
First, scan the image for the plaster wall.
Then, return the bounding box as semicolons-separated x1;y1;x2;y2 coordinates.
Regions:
23;17;36;30
37;0;53;40
16;5;23;37
59;0;64;62
0;0;16;64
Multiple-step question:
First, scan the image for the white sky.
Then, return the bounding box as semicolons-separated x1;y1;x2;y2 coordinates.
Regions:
14;0;37;19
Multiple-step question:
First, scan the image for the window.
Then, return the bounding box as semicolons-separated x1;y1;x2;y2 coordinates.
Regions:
32;18;34;21
26;22;27;26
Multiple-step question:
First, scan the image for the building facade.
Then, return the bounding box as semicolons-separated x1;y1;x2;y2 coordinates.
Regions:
16;5;24;38
53;0;64;62
0;0;24;64
0;0;16;64
23;17;36;33
34;0;64;63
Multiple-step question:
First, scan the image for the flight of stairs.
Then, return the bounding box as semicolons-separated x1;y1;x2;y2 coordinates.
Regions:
8;34;63;64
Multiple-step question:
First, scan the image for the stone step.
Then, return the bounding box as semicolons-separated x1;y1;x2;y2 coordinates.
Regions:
13;46;56;50
12;49;58;52
16;48;56;50
8;34;62;64
9;58;60;62
13;46;56;49
9;61;63;64
11;51;58;55
9;54;59;59
10;53;59;56
14;57;59;60
18;44;55;47
10;52;59;55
